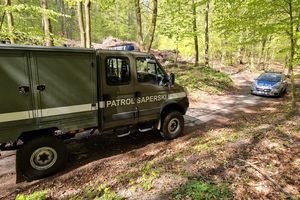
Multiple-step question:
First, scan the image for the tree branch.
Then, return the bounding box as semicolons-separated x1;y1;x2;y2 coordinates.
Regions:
238;159;296;200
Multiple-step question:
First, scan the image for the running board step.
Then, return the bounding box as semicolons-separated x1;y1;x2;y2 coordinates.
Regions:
139;127;153;133
117;131;131;138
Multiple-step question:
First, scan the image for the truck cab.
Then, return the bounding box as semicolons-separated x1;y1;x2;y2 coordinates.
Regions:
98;50;188;133
0;45;189;180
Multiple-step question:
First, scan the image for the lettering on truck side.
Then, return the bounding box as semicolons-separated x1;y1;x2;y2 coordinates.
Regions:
105;94;168;108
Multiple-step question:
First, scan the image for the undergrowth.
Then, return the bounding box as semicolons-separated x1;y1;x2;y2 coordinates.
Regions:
174;66;234;94
16;191;47;200
172;180;232;200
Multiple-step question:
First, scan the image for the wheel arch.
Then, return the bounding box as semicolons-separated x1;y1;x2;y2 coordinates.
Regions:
156;102;185;130
161;102;186;116
19;127;59;142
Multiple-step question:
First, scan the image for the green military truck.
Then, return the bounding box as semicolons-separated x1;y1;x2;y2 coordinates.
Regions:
0;44;189;180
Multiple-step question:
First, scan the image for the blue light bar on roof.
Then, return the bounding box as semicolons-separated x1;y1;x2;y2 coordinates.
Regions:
108;44;135;51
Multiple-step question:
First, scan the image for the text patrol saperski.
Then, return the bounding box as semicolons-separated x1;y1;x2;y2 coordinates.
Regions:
106;94;167;108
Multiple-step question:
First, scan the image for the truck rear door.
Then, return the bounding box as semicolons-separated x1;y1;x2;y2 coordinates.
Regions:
0;49;34;128
30;50;97;127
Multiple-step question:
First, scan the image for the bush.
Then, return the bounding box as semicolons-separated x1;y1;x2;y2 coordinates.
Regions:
172;180;232;200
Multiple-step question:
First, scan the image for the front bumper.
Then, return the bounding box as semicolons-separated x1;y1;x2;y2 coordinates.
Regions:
251;88;280;96
178;96;189;114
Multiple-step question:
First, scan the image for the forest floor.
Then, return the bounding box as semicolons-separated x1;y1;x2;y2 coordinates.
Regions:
0;68;299;200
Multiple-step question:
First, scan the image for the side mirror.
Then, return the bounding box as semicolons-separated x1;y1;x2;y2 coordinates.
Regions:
170;73;175;85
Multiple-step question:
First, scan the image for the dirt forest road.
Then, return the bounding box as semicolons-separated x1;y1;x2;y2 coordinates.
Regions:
0;70;294;199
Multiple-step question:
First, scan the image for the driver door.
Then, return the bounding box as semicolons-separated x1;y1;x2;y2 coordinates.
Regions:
134;57;169;122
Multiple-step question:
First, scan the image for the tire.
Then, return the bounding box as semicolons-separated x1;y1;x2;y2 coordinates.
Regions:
283;88;287;95
17;136;67;180
160;111;184;140
279;88;287;98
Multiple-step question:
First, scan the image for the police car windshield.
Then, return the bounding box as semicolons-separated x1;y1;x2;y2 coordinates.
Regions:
258;73;281;82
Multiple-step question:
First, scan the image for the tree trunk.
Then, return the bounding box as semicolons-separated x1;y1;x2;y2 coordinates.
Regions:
146;0;158;52
85;0;91;48
237;31;244;65
175;38;179;67
192;0;199;65
288;0;297;111
250;51;255;71
5;0;15;44
60;0;67;37
259;36;268;70
69;8;75;39
77;0;86;48
41;0;54;46
204;0;210;67
135;0;145;51
297;0;300;33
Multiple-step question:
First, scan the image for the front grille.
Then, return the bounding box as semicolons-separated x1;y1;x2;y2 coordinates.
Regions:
256;88;271;92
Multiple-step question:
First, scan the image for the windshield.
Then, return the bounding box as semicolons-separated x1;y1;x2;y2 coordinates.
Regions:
258;73;281;82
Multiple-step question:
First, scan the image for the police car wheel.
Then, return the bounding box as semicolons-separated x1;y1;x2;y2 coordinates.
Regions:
161;111;184;140
17;136;67;180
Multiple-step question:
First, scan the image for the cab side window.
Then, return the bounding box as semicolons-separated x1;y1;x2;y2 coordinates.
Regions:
136;57;167;85
106;57;130;85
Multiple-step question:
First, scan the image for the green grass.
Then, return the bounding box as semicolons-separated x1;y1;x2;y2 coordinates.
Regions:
140;161;161;191
174;66;234;94
69;184;123;200
16;191;47;200
172;180;232;200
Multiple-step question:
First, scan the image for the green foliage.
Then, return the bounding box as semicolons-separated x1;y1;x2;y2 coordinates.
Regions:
70;184;123;200
175;66;234;94
0;0;65;44
172;180;232;200
116;171;138;185
0;4;65;20
140;161;161;191
16;190;47;200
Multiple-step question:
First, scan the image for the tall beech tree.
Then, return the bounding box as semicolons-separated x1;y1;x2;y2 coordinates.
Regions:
5;0;15;44
85;0;91;48
41;0;54;46
134;0;158;52
77;0;86;47
134;0;145;51
204;0;210;67
287;0;297;110
147;0;158;52
59;0;67;37
192;0;199;65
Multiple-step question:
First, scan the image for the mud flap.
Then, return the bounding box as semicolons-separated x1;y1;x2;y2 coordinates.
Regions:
15;149;26;183
155;119;161;130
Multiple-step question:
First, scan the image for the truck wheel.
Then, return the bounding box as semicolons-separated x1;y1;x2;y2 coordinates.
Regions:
17;136;67;180
161;111;184;140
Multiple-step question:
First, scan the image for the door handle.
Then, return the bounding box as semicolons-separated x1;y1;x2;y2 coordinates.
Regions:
37;84;46;91
135;91;141;97
103;94;111;100
18;86;30;94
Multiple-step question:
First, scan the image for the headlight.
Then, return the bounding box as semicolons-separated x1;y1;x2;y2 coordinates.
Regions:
272;82;281;89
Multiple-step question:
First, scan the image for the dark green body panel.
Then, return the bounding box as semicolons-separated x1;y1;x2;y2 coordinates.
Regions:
0;45;98;143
